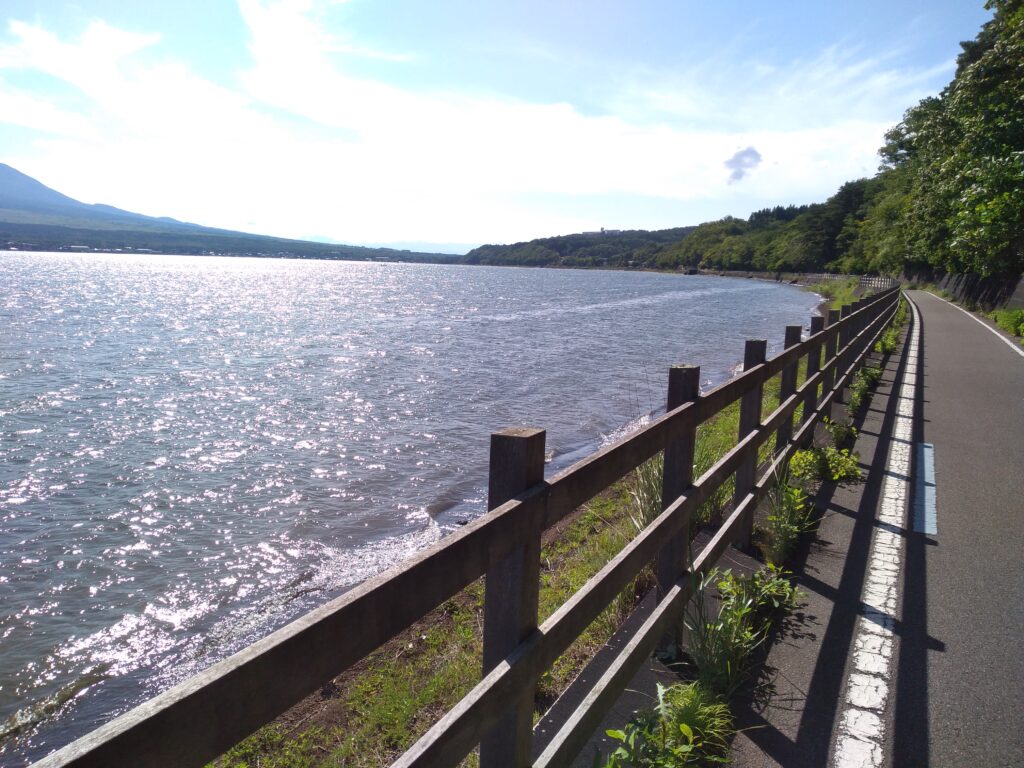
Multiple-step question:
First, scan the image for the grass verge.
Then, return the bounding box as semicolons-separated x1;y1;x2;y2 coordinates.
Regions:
804;277;859;310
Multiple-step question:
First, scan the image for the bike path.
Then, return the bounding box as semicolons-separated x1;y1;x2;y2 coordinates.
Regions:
889;291;1024;767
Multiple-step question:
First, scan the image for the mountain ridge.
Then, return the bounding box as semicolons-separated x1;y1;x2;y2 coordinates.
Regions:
0;164;450;262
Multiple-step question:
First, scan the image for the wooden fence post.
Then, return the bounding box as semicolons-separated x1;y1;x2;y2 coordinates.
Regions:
821;309;841;402
657;365;700;656
838;305;854;402
801;316;825;438
480;427;546;768
775;325;803;452
735;339;766;551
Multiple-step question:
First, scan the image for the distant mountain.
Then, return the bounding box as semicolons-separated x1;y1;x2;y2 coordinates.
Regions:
462;226;698;270
0;163;451;262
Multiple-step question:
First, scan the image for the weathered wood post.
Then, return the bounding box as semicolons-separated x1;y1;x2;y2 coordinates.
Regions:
657;364;700;655
840;304;853;344
854;299;871;359
480;427;546;768
852;299;866;352
775;325;803;452
838;304;854;402
735;339;766;551
801;316;825;440
821;309;841;402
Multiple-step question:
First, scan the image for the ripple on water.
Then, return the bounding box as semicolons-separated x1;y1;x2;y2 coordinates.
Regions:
0;253;821;762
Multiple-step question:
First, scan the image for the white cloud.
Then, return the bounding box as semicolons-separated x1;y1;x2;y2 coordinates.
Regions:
0;81;97;139
0;2;941;246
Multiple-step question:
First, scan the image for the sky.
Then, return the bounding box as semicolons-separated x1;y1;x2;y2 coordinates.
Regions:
0;1;993;253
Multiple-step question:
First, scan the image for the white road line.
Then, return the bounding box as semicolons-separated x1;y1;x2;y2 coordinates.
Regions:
832;295;922;768
923;291;1024;359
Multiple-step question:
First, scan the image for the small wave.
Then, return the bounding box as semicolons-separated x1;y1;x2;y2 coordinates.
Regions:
0;667;109;745
600;411;655;447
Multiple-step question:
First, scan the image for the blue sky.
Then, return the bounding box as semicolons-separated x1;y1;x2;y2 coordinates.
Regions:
0;1;992;252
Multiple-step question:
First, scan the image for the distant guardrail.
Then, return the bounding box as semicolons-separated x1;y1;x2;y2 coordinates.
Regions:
795;273;899;293
36;287;903;768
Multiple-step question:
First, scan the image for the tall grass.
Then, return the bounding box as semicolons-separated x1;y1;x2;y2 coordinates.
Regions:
990;307;1024;340
627;454;664;533
806;277;859;309
759;469;814;566
684;567;801;698
600;683;732;767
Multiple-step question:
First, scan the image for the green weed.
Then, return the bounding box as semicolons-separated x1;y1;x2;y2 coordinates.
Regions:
805;278;859;310
600;683;732;767
684;569;765;698
628;454;664;534
847;365;882;415
790;446;862;486
759;471;814;566
683;566;800;698
990;308;1024;340
822;416;858;445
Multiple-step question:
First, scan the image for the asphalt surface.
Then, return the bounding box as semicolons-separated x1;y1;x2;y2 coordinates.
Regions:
890;292;1024;767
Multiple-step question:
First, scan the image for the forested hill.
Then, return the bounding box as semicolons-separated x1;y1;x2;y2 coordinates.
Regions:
462;226;697;269
653;188;878;274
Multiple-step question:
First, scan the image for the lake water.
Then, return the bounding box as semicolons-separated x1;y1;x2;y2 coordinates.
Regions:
0;252;821;764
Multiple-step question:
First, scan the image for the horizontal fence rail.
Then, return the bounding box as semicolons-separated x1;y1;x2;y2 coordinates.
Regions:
35;287;903;768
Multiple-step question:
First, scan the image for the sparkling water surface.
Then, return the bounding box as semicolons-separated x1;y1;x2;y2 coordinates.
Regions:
0;252;821;763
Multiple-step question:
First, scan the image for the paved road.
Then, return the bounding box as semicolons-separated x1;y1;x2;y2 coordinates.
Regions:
891;291;1024;767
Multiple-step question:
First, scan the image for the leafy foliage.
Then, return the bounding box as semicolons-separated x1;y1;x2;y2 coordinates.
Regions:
761;471;814;565
874;0;1024;277
684;567;801;697
790;446;862;486
847;365;883;414
822;416;858;445
601;683;732;767
990;307;1024;338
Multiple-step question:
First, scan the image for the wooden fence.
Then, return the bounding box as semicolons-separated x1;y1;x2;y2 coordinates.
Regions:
36;287;902;768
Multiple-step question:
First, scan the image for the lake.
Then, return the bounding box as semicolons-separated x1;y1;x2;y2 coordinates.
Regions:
0;252;821;763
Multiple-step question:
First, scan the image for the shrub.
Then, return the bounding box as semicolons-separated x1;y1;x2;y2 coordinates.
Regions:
790;446;862;486
848;365;883;414
601;682;732;767
990;308;1024;339
823;416;858;445
820;446;861;483
875;326;900;354
684;567;801;697
760;472;814;565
